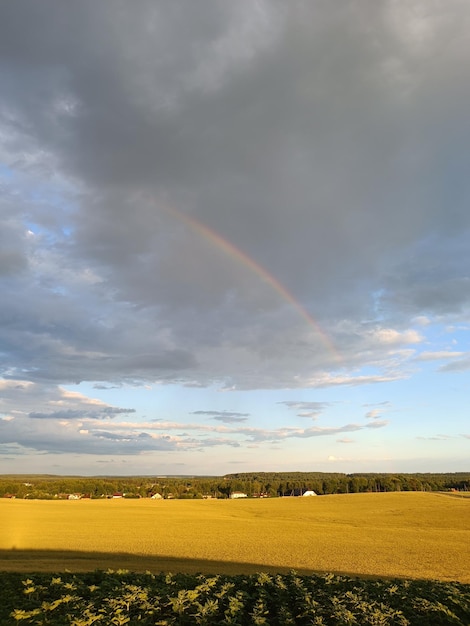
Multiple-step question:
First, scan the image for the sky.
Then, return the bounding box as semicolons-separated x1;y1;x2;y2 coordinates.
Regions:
0;1;469;476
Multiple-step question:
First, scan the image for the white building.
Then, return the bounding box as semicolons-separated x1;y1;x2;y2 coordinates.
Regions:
230;491;248;499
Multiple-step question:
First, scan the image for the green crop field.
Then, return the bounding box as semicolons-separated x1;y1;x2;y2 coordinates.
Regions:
1;492;469;582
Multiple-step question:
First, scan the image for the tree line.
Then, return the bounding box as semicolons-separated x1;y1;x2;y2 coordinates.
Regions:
0;471;468;499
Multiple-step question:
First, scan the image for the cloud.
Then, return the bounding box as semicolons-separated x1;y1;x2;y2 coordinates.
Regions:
365;409;382;419
92;417;386;444
0;380;132;419
278;401;329;419
363;401;391;408
416;434;453;441
278;401;329;411
372;329;423;345
191;410;250;423
438;357;470;373
29;407;135;420
0;410;390;456
213;416;248;424
93;384;122;390
304;373;407;388
0;2;469;470
415;351;466;361
413;316;431;327
0;417;182;456
365;420;389;429
1;1;469;394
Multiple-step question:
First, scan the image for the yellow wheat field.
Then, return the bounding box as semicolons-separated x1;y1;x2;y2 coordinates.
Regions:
1;492;469;582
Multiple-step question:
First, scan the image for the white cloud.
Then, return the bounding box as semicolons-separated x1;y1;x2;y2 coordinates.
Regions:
304;373;406;388
373;328;423;345
413;316;431;326
366;420;389;429
415;351;466;361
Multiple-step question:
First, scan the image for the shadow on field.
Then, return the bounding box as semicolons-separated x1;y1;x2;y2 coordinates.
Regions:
0;549;373;579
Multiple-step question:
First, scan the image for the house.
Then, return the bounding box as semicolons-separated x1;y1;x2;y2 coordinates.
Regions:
230;491;248;499
302;490;317;497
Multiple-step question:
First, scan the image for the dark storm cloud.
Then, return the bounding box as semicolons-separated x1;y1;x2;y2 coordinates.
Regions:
1;0;469;393
0;249;28;276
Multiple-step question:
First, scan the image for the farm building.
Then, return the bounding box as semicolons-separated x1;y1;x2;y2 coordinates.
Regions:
230;491;248;499
151;493;163;499
302;490;317;496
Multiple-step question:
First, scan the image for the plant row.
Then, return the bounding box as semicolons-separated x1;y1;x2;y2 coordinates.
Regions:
1;569;469;625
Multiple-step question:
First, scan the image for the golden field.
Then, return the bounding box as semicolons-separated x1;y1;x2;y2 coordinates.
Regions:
1;492;469;582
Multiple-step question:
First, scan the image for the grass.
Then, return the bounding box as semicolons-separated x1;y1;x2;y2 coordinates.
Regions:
1;492;469;582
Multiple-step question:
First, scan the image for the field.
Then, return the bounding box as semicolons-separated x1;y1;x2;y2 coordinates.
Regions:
1;492;469;582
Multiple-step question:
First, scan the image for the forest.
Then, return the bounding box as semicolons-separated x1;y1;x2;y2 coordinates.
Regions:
1;471;469;500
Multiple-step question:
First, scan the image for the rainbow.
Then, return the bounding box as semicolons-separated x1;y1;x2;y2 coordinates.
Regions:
156;200;341;363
